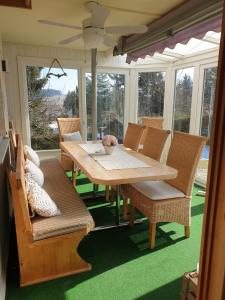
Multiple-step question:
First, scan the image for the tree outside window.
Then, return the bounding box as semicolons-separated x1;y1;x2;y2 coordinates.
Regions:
26;66;79;150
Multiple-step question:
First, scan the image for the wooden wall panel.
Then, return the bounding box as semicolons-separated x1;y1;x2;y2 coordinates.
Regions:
198;1;225;299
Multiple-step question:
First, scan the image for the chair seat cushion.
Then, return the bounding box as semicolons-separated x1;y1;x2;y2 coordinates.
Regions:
31;159;94;241
62;131;82;141
131;181;185;200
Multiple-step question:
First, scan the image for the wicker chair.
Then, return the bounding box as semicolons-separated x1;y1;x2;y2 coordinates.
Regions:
123;122;146;150
141;127;171;160
140;116;164;145
126;131;206;249
122;127;171;220
57;117;82;185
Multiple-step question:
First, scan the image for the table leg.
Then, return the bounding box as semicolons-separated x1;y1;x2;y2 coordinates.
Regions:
115;185;121;225
93;183;98;198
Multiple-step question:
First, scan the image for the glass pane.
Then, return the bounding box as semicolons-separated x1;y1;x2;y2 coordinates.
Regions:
197;67;217;186
200;67;217;159
86;73;125;143
138;72;165;121
173;67;194;132
26;66;79;150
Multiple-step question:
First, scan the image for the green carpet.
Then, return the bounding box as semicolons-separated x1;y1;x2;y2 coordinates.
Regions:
6;173;204;300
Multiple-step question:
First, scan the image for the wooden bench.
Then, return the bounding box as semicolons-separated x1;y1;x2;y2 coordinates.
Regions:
8;135;95;286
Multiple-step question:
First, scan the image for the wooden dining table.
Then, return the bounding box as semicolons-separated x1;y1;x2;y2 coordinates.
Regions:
60;141;178;226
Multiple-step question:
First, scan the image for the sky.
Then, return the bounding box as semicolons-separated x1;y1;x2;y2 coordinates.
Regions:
39;66;193;94
41;67;78;95
176;67;194;81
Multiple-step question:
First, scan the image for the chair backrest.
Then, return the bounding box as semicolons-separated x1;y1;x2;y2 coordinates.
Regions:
57;117;81;142
142;127;171;161
9;134;32;241
123;122;145;151
166;131;206;196
9;120;15;131
140;117;164;144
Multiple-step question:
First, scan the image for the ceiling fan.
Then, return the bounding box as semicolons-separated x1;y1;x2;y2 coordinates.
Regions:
38;1;148;49
38;1;148;139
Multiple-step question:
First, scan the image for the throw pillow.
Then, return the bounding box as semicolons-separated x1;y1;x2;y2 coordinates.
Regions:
62;131;82;141
24;145;40;167
25;159;44;187
25;173;61;217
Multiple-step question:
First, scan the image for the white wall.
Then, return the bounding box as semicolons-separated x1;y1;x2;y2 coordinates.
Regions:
0;33;10;300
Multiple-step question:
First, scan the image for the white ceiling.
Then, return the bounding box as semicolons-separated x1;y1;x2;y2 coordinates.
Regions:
0;0;187;51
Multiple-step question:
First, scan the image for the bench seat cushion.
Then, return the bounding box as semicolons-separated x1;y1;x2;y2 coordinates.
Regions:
31;159;94;241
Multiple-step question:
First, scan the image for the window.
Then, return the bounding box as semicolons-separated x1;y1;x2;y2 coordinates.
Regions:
26;66;79;150
138;72;165;121
200;67;217;159
173;67;194;132
86;72;125;143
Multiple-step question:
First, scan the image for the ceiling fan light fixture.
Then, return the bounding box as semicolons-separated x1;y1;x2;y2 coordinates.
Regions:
40;1;148;49
83;28;104;48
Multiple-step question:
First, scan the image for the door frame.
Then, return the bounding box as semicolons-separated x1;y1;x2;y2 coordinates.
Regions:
198;5;225;299
193;62;218;136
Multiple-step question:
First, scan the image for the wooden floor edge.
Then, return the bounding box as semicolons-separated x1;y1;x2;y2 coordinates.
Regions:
20;263;92;287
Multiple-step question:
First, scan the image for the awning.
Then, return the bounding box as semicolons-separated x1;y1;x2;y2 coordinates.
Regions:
113;0;223;63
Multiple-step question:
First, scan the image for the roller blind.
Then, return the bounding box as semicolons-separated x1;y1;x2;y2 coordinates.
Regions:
113;0;223;63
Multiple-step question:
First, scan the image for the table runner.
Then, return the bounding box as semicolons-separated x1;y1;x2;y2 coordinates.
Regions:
79;143;150;171
79;143;104;154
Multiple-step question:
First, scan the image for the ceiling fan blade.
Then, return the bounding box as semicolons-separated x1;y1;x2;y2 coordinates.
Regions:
105;25;148;34
85;1;110;27
59;34;83;45
103;35;116;47
38;20;82;30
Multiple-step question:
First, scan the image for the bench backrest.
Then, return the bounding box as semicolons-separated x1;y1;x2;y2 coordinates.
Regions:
9;120;17;162
9;134;32;241
9;129;17;163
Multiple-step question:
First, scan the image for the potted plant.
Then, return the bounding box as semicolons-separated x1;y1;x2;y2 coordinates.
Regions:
102;135;118;155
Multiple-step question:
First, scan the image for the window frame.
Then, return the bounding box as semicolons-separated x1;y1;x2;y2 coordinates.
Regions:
17;51;219;154
132;66;168;125
17;57;130;148
135;69;167;122
169;53;219;135
194;62;218;136
172;65;195;133
17;56;83;147
82;67;130;140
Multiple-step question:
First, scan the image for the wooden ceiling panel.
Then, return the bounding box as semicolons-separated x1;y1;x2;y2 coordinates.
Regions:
0;0;31;9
